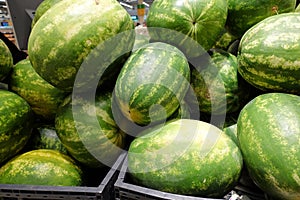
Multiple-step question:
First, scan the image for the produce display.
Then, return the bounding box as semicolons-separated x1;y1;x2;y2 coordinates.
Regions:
0;0;299;199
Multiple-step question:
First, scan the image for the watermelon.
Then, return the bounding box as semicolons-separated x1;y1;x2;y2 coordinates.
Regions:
9;59;68;121
223;123;238;147
146;0;228;55
29;124;68;154
296;4;300;12
31;0;64;28
55;91;126;168
0;90;33;164
212;29;238;51
0;39;13;81
128;119;243;198
113;42;190;126
237;93;300;199
0;149;82;186
225;0;296;38
28;0;135;92
238;12;300;95
189;49;250;115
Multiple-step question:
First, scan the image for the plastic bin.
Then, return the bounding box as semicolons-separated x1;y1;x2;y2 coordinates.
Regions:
114;155;268;200
0;152;127;200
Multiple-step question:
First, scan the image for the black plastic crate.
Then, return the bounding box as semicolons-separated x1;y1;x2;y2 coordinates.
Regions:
0;152;127;200
114;155;268;200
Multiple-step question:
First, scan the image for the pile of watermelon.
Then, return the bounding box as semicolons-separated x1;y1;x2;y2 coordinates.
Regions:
0;0;299;199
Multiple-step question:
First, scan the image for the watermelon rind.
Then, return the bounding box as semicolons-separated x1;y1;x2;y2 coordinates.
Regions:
128;119;243;198
237;93;300;199
0;149;83;186
237;12;300;94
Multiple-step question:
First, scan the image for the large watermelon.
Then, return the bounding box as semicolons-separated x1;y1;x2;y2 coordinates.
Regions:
113;42;190;126
0;149;82;186
9;59;68;121
225;0;296;38
238;12;300;95
0;39;13;81
28;0;135;92
55;91;126;168
0;90;33;164
146;0;228;55
237;93;300;199
128;119;243;198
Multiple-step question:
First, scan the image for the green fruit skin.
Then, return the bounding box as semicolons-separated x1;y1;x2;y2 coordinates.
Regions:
9;59;68;121
237;93;300;199
0;149;82;186
146;0;228;53
0;39;13;81
238;13;300;95
128;119;243;198
30;125;68;154
55;91;126;168
0;90;33;164
190;49;250;115
28;0;135;92
31;0;64;28
225;0;296;38
114;42;190;126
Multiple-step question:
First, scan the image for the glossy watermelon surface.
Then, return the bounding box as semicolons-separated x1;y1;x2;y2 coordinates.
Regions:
237;93;300;199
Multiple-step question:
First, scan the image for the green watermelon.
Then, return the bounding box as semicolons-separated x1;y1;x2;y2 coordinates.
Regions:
28;0;135;92
237;93;300;199
225;0;296;38
223;123;238;147
146;0;228;55
128;119;243;198
296;4;300;12
9;59;68;121
212;29;238;51
113;42;190;126
55;91;126;168
189;49;250;115
0;90;33;164
0;149;82;186
31;0;64;28
238;12;300;95
30;125;68;154
0;39;13;81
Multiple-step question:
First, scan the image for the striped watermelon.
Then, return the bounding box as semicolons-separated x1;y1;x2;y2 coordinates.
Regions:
55;91;126;168
113;42;190;126
9;59;68;121
146;0;228;54
30;125;68;154
238;12;300;95
0;90;33;164
225;0;296;38
28;0;134;92
0;39;13;81
237;93;300;199
0;149;82;186
189;49;250;115
128;119;243;198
